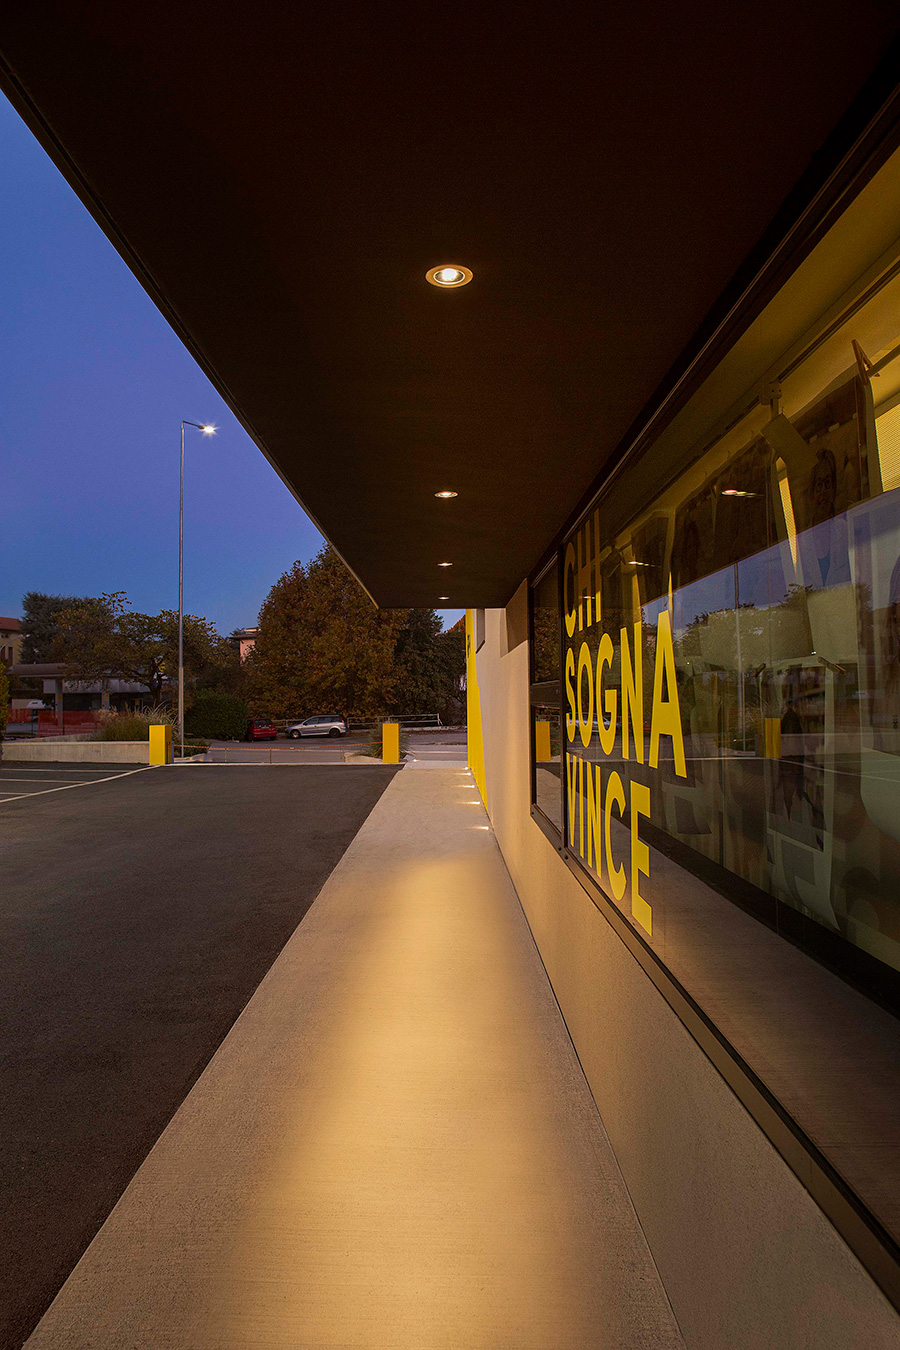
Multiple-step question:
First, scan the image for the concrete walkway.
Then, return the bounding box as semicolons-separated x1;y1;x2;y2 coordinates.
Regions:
26;768;683;1349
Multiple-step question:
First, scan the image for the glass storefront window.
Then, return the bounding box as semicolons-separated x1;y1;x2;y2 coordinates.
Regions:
560;327;900;986
530;559;562;834
529;130;900;1271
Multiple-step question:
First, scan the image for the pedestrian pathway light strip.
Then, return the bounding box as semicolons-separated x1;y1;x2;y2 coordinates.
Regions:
179;421;216;758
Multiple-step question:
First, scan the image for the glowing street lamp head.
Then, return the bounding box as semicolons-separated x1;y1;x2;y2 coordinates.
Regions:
201;424;217;435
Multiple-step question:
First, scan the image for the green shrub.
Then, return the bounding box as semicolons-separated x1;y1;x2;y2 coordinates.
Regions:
95;706;169;741
98;714;149;741
184;691;249;741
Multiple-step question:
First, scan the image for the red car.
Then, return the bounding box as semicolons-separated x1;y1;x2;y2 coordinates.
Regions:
246;718;278;740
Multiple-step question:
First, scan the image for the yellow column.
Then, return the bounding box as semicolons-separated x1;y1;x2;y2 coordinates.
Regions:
149;723;173;765
535;719;552;762
382;721;400;764
465;609;487;807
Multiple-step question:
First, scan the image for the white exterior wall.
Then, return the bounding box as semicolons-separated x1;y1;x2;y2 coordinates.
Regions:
2;741;150;764
475;594;899;1349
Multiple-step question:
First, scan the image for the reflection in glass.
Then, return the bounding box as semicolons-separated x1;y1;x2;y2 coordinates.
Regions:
562;369;900;975
533;702;562;829
532;562;560;683
531;560;562;832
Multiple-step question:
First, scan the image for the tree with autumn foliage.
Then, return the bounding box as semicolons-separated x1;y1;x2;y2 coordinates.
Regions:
53;592;237;704
246;547;407;718
246;545;466;720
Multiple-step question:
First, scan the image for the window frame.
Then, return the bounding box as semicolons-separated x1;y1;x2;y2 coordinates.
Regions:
528;553;565;850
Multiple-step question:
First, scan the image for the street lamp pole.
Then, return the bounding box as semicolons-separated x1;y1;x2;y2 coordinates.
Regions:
179;420;216;757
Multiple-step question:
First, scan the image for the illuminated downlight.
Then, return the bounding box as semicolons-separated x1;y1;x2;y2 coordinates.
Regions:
435;490;458;498
438;561;453;567
426;264;473;288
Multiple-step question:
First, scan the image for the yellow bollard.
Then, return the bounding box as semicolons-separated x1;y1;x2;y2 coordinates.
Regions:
535;719;552;762
149;723;173;765
382;720;400;764
764;717;781;758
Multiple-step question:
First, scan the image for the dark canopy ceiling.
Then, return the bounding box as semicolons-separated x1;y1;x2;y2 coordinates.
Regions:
2;4;899;606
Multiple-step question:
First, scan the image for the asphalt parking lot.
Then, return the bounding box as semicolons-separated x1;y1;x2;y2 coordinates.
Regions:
0;762;149;802
0;760;400;1350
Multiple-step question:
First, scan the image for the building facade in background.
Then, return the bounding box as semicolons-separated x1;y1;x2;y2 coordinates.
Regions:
229;627;259;662
0;616;22;666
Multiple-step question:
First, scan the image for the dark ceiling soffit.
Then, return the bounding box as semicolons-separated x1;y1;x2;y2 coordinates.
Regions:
526;38;900;595
0;54;380;610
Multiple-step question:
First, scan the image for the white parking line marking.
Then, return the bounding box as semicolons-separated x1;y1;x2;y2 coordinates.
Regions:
0;776;90;785
0;765;142;774
0;765;155;804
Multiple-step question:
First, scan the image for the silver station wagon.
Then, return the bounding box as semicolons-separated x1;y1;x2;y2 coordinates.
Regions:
286;714;348;738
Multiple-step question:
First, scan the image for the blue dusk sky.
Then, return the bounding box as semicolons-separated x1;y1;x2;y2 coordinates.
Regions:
0;94;463;636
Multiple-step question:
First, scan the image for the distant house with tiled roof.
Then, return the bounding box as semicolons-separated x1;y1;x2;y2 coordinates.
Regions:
0;617;22;667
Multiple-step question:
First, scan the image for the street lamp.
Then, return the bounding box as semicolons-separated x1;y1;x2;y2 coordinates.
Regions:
179;420;216;756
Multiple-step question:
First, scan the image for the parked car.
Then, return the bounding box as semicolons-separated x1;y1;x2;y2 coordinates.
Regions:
246;717;278;740
287;714;348;738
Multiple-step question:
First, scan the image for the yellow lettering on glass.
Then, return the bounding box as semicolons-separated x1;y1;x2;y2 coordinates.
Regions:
577;522;593;631
564;541;577;638
604;771;627;901
577;642;594;748
620;621;644;763
596;632;616;756
630;780;652;934
566;752;578;849
649;609;686;778
586;760;601;871
594;509;602;621
565;647;577;743
579;755;585;858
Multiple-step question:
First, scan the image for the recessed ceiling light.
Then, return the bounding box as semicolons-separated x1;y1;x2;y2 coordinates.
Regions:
435;490;458;498
438;561;453;567
721;488;758;498
439;596;450;600
426;264;473;288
